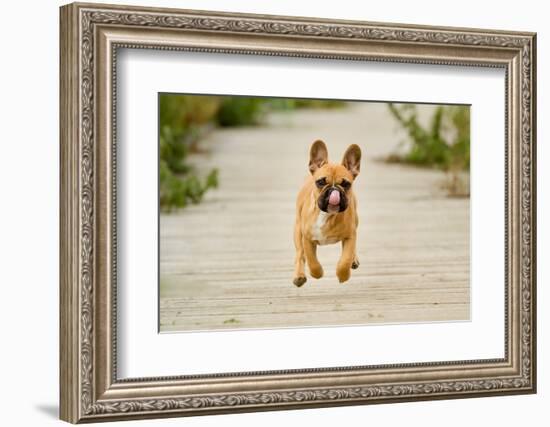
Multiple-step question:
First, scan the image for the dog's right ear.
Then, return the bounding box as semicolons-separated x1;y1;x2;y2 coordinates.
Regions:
309;140;328;174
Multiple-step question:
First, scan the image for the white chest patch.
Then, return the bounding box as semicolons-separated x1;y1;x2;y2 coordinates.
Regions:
311;212;339;245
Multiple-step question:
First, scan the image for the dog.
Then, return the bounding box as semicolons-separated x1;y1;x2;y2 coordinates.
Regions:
293;140;361;287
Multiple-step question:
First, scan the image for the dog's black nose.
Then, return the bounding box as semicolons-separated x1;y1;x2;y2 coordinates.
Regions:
318;186;347;213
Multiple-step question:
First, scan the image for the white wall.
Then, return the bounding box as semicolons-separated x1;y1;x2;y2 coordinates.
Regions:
0;1;545;426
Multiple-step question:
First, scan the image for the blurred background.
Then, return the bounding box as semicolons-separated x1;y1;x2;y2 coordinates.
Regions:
159;94;470;211
159;94;470;332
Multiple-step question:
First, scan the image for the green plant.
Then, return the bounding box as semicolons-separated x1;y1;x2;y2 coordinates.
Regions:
388;103;470;197
388;104;470;170
159;95;221;210
160;160;218;210
216;97;266;127
293;99;346;109
266;98;347;111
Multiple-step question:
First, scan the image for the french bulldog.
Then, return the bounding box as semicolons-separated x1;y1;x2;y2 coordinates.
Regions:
293;140;361;287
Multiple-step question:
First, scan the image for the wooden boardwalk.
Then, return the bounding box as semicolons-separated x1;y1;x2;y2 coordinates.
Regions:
160;103;470;332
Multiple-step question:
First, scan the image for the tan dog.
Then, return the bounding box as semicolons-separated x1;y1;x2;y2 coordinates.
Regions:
293;140;361;287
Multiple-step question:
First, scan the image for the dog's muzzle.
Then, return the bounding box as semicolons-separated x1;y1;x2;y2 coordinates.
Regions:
318;186;348;213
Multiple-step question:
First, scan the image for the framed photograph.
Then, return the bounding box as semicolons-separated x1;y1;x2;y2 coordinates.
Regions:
60;2;537;423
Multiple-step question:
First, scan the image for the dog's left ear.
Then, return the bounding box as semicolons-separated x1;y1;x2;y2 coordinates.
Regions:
342;144;361;179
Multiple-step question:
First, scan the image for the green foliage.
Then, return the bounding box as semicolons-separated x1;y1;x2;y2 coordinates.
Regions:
216;97;266;127
293;99;346;109
159;95;221;210
266;98;346;111
160;160;218;210
388;103;470;171
265;98;298;111
160;125;190;174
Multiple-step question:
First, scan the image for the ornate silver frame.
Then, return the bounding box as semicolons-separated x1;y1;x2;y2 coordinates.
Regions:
60;2;537;423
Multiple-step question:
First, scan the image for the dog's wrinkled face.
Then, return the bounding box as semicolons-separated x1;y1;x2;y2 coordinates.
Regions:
309;140;361;214
313;165;353;213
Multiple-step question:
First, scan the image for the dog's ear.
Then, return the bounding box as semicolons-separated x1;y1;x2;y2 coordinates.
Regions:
342;144;361;179
309;140;329;174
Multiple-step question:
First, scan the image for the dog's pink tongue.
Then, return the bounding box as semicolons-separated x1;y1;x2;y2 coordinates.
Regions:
328;190;340;206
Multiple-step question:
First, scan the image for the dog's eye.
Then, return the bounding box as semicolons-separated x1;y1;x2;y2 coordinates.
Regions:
315;178;327;188
340;179;351;190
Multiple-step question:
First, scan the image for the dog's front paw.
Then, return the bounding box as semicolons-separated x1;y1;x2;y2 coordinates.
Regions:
336;263;351;283
309;263;324;279
293;276;307;287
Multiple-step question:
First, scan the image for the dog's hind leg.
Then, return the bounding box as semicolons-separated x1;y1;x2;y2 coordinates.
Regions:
293;224;307;287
